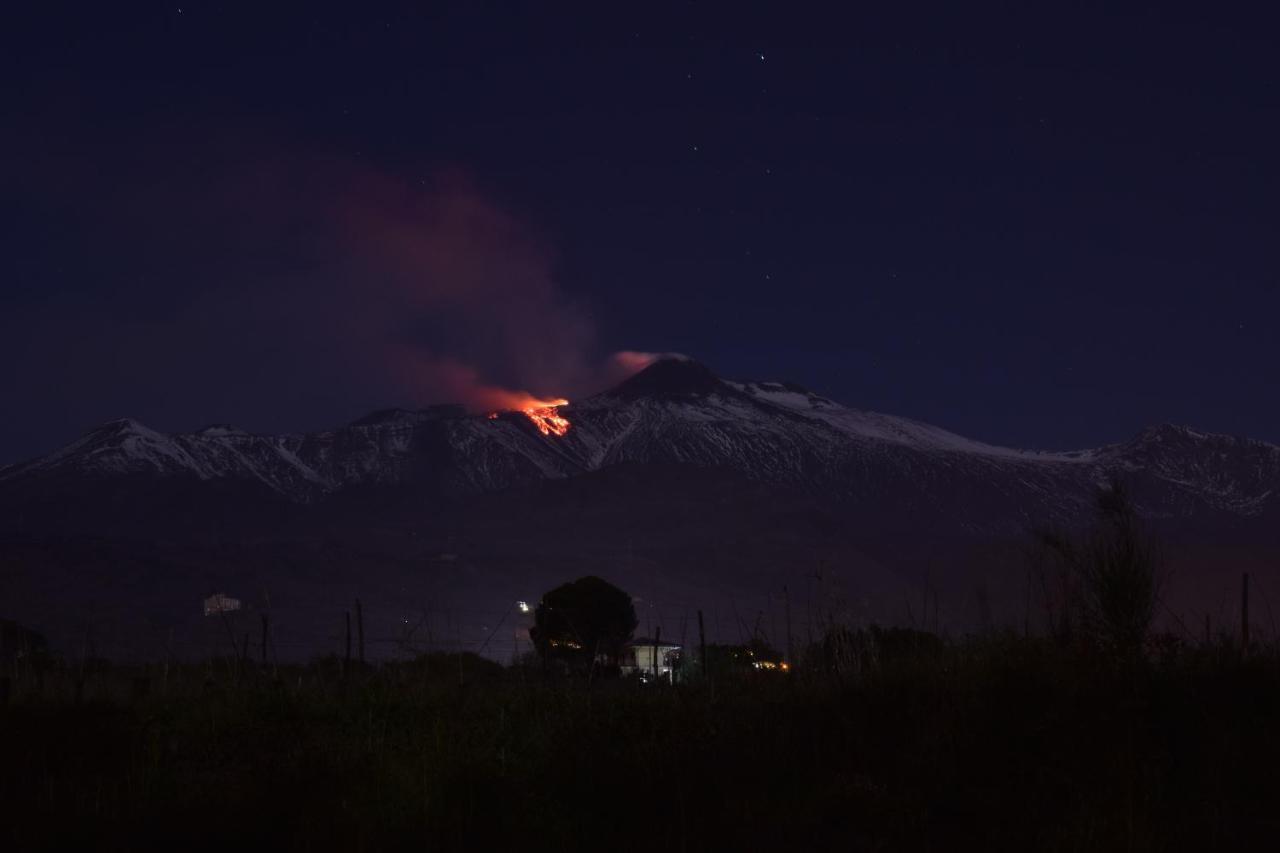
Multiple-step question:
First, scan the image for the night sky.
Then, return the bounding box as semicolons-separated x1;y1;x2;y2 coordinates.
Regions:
3;3;1277;463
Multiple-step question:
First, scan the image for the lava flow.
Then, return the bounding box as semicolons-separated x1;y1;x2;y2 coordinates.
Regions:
523;398;571;436
487;396;571;436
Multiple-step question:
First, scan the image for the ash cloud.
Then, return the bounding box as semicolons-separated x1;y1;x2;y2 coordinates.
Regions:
0;129;662;451
336;168;602;406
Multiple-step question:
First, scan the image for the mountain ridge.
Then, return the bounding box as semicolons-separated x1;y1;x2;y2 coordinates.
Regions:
3;358;1278;529
2;350;1280;532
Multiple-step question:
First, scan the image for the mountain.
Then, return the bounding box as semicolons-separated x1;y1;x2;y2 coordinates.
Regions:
3;357;1278;659
3;357;1277;527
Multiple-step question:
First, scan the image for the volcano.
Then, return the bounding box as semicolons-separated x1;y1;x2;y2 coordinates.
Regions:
8;356;1278;521
3;357;1278;659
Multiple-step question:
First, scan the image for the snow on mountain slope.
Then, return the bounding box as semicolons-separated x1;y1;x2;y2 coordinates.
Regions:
3;358;1277;523
730;380;1096;462
0;408;582;502
1092;424;1280;517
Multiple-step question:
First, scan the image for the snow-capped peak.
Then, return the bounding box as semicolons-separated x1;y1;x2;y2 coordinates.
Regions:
4;360;1278;520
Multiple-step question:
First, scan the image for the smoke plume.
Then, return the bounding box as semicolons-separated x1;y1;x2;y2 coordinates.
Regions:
0;127;669;443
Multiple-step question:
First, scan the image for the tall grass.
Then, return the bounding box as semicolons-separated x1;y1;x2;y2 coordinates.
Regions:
3;635;1278;851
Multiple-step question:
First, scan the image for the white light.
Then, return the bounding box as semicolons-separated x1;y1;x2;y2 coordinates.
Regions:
517;600;530;613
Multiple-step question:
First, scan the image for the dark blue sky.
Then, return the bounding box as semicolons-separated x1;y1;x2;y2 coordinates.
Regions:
2;2;1277;462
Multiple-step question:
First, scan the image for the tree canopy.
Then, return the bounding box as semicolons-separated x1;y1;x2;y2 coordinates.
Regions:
529;576;637;670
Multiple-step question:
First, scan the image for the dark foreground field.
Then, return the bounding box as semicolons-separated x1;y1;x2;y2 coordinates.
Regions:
2;638;1278;852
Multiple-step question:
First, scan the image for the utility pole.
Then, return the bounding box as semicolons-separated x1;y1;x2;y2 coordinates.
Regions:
784;585;793;666
344;611;352;674
456;620;464;686
260;614;269;665
698;609;708;681
356;598;365;665
653;626;661;684
1242;572;1251;657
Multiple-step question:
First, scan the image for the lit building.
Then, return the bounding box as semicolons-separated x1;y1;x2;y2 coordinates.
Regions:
619;637;683;682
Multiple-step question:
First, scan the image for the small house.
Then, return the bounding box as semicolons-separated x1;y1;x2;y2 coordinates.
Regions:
620;637;682;682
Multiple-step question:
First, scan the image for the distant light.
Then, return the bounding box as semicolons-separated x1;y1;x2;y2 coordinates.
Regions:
517;600;530;613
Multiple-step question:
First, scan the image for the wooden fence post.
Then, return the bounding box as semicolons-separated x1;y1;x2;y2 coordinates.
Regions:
356;598;365;665
698;610;707;680
784;585;793;666
653;626;661;684
1242;572;1250;657
260;614;269;665
344;611;352;674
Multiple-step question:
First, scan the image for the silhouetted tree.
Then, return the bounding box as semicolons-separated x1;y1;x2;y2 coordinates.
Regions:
530;576;637;673
1083;480;1162;655
1035;477;1162;659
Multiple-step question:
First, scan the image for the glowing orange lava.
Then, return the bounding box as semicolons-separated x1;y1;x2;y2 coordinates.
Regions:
485;396;571;436
523;399;571;436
